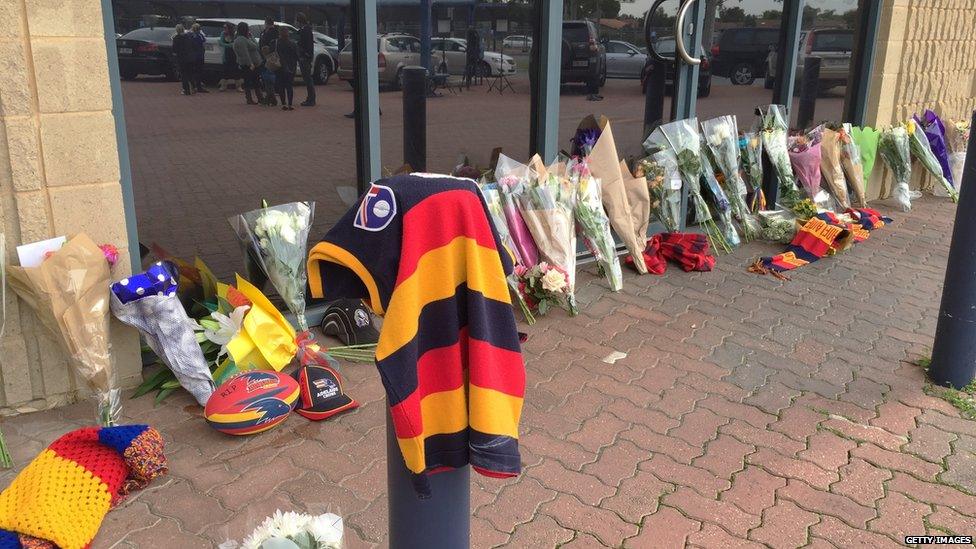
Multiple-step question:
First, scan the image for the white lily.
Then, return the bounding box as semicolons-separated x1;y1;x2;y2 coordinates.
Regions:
199;305;249;359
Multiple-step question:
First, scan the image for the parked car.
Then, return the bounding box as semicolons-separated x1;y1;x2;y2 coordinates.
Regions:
338;33;423;90
560;20;606;93
764;29;853;91
502;35;532;52
194;18;337;84
640;37;711;98
709;26;780;85
605;40;645;79
116;26;178;81
430;37;516;76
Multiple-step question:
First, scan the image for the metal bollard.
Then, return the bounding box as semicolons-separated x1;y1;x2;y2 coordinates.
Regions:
387;410;470;548
402;66;427;172
929;110;976;389
795;56;821;130
643;57;667;140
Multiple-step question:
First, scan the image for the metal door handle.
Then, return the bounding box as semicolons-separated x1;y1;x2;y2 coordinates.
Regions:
674;0;701;66
645;0;674;63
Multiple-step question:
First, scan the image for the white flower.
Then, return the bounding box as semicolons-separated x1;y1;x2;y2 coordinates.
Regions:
199;305;249;358
541;269;567;292
241;520;274;549
268;510;309;539
307;514;343;547
279;224;297;245
259;238;271;250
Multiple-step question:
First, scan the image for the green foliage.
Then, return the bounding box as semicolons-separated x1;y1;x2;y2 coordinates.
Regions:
916;355;976;419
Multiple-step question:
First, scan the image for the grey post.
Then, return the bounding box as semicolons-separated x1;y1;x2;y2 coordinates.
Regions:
402;67;427;172
795;57;821;130
929;111;976;389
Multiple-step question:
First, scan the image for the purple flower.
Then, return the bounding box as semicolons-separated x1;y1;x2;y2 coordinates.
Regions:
572;128;601;156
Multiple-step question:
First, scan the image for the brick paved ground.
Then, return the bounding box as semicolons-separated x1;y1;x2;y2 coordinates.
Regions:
122;75;843;281
1;195;973;547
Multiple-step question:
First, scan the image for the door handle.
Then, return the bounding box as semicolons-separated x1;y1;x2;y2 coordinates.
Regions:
674;0;701;66
645;0;674;63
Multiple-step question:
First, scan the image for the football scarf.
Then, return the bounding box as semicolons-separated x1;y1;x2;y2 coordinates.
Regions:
626;233;716;275
0;425;166;549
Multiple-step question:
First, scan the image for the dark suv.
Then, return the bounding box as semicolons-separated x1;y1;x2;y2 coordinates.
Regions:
710;26;780;85
560;20;606;93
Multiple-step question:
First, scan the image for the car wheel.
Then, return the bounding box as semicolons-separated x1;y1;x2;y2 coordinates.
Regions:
764;75;775;90
598;69;607;87
730;63;755;86
394;67;404;91
698;80;711;98
120;69;138;81
314;58;332;85
476;61;491;78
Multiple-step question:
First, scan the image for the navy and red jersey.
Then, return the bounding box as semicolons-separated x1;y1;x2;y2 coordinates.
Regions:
307;174;525;496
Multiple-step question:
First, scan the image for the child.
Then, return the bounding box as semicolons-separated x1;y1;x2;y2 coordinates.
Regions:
259;46;278;106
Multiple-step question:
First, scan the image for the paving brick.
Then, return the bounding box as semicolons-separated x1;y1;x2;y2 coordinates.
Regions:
851;443;943;480
143;480;232;535
777;479;877;528
903;423;955;464
831;458;891;508
688;523;764;549
811;517;904;549
601;469;672;524
606;398;679;435
583;439;647;487
719;465;787;516
640;453;731;498
927;505;976;537
525;459;615;506
661;486;761;536
477;477;555;533
626;507;700;549
821;416;909;451
747;448;839;490
541;493;639;547
870;401;922;436
692;434;754;479
749;500;818;549
721;420;807;457
668;407;727;448
697;395;777;430
520;429;597;471
567;413;631;453
771;405;827;442
798;431;856;471
868;492;928;540
620;424;704;463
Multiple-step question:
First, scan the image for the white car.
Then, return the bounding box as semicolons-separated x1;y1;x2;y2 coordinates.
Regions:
195;18;337;84
430;37;516;77
502;35;532;52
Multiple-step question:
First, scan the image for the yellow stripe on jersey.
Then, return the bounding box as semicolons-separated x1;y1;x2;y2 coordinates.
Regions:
396;387;469;472
377;236;511;361
469;385;523;440
308;242;386;315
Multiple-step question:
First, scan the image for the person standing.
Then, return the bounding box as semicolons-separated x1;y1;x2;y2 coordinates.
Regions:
258;17;279;106
217;23;239;91
295;12;316;106
274;26;298;110
233;22;264;105
171;25;193;95
188;23;208;93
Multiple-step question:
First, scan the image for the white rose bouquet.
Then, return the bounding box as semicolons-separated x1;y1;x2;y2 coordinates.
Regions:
230;201;314;330
514;262;572;316
219;510;344;549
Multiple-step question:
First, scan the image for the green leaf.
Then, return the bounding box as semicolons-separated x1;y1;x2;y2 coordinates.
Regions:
160;379;181;390
199;319;221;331
154;387;175;406
132;368;176;399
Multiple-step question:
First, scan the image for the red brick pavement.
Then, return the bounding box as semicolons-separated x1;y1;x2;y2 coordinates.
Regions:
0;196;973;547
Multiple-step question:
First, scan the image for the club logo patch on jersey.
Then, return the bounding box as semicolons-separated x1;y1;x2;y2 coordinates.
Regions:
354;184;397;232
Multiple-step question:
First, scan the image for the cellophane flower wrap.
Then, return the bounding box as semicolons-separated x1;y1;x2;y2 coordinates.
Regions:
740;131;765;211
702;115;761;240
787;134;827;205
919;110;954;192
480;183;535;323
758;105;802;207
645;119;728;254
839;124;868;207
494;154;541;267
514;262;573;317
820;128;852;209
569;158;622;292
639;151;681;233
700;142;739;250
879;124;915;211
908;118;958;202
948;118;971;188
231;202;313;331
516;172;578;314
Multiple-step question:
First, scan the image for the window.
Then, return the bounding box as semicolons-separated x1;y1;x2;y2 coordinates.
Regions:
122;28;175;42
562;23;589;42
606;41;630;54
813;31;853;52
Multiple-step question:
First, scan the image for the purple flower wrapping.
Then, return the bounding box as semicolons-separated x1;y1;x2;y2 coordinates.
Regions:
918;110;954;185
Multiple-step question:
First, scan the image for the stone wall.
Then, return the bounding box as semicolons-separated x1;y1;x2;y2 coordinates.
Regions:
864;0;976;200
0;0;141;414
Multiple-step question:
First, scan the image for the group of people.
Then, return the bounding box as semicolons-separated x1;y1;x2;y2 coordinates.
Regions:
173;15;317;110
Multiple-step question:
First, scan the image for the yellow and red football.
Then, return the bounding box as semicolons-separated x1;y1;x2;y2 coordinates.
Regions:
204;371;299;435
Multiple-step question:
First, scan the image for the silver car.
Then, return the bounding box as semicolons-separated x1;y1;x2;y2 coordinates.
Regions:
430;37;516;76
605;40;645;79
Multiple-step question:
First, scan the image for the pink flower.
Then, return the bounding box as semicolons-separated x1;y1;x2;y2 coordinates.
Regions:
99;244;120;267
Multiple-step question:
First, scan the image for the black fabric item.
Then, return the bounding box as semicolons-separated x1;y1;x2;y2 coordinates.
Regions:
320;299;379;345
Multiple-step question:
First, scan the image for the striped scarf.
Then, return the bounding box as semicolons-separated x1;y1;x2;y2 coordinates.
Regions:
627;233;716;274
0;425;166;549
754;208;892;275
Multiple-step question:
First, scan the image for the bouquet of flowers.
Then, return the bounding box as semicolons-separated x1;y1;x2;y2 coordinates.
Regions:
646;118;729;254
569;159;623;291
516;172;578;314
758;105;802;207
820;128;852;209
839;124;868;207
495;155;541;267
851;126;882;183
948;118;971;188
514;263;573;316
787;134;826;205
739;132;765;211
221;510;344;549
700;142;740;249
7;234;120;425
702;115;761;240
758;209;798;244
917;110;954;194
480;183;536;323
907;118;958;202
638;151;682;233
879;124;915;211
